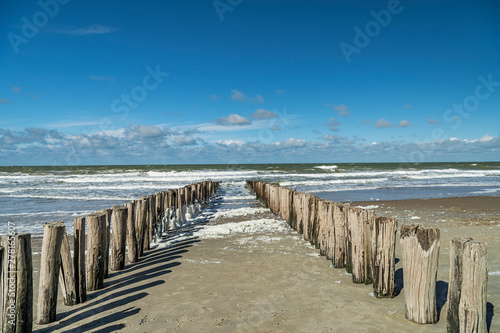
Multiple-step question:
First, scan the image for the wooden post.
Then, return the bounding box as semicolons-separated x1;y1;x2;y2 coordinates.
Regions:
98;208;112;279
371;216;398;298
1;234;33;332
59;226;77;306
400;224;440;324
447;238;488;333
325;201;336;261
292;192;304;234
86;213;106;291
74;217;86;304
332;203;347;268
345;208;374;283
148;194;156;247
37;221;65;325
136;198;148;257
126;202;138;263
111;205;128;271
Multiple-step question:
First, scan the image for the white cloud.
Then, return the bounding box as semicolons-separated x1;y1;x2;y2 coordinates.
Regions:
174;136;198;146
215;114;251;126
398;120;411;127
250;109;278;119
230;89;264;103
323;134;346;143
230;89;246;102
374;118;393;129
404;104;412;109
333;104;350;116
327;117;340;131
275;89;286;95
427;118;440;124
125;124;170;140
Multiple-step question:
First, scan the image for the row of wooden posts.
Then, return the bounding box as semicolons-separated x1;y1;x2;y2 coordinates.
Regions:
246;180;488;332
0;180;219;333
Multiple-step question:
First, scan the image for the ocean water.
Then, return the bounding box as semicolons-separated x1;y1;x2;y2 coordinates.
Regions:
1;162;499;236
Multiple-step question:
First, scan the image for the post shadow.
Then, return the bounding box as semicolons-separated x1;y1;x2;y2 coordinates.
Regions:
435;280;449;320
487;302;494;332
395;267;404;296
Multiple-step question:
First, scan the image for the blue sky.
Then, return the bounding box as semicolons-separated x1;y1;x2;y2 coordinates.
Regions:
1;0;499;165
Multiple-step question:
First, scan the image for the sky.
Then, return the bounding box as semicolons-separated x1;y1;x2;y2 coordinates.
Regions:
1;0;499;165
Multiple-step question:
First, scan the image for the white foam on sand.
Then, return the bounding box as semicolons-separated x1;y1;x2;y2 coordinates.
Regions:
211;207;269;219
194;219;290;239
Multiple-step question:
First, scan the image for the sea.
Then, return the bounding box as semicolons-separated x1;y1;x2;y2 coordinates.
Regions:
1;162;499;236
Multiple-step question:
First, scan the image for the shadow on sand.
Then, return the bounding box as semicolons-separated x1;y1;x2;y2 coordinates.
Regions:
33;238;200;333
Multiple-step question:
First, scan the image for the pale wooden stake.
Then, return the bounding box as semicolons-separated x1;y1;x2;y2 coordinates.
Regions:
86;213;106;291
111;205;128;271
1;234;33;332
126;202;138;263
447;238;488;333
37;221;65;324
400;224;440;324
371;216;398;298
59;226;77;306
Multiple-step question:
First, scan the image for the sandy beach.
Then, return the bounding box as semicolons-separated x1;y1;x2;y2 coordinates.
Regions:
29;189;499;333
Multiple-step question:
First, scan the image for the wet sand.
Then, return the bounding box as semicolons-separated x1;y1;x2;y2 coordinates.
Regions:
30;193;499;332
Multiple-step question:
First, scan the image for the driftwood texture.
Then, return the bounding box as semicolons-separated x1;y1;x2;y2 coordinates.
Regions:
1;234;33;332
447;238;488;333
59;226;77;306
37;221;65;325
400;224;440;324
111;205;128;271
126;202;138;263
371;216;398;298
86;213;107;291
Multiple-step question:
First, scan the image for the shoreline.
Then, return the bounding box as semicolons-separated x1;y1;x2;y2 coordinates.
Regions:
26;192;499;332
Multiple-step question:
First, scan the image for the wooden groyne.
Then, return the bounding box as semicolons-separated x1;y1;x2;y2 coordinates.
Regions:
245;180;488;331
0;180;219;330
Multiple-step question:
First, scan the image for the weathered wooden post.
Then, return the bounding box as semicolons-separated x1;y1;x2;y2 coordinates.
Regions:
74;217;86;304
332;203;347;268
1;234;33;332
59;226;77;306
317;199;329;256
325;201;336;261
446;238;488;333
126;202;138;263
371;216;398;298
86;213;107;291
345;208;374;283
400;224;440;324
111;205;128;271
37;221;65;325
292;191;304;234
148;194;156;247
136;198;149;257
98;208;112;279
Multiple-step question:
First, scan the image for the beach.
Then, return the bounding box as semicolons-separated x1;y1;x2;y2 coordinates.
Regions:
29;183;499;332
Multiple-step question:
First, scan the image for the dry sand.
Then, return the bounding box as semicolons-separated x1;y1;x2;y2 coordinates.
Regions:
30;194;499;332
